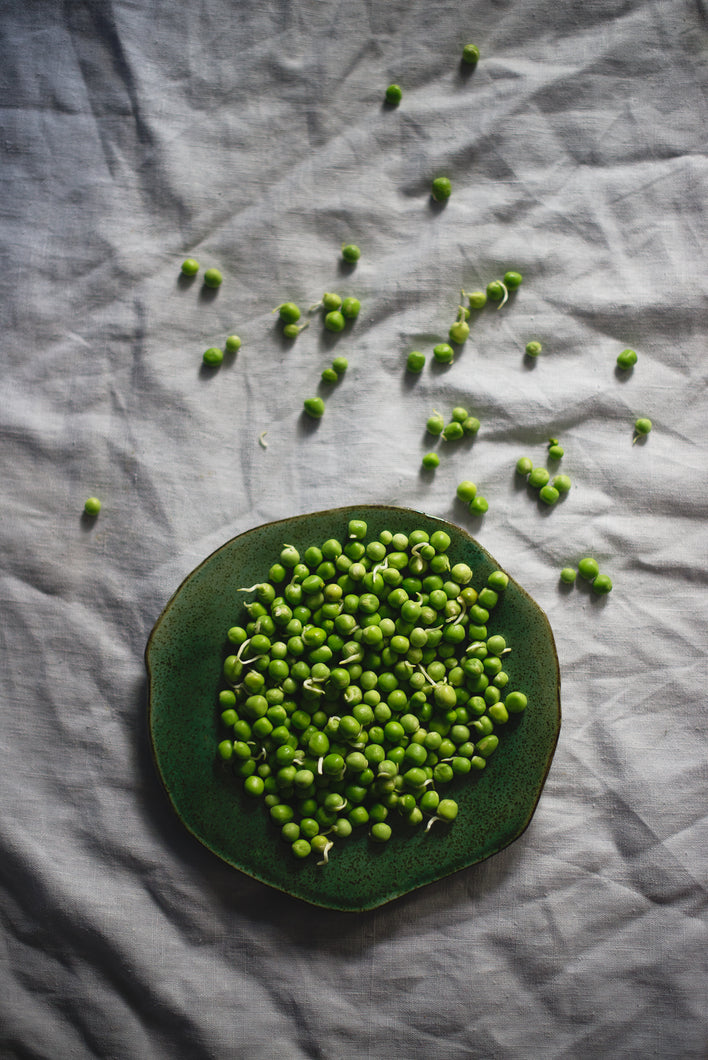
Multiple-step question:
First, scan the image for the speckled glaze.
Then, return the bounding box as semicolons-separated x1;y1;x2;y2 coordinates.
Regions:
146;505;561;911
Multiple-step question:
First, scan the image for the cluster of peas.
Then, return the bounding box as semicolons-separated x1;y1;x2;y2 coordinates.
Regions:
216;519;528;861
516;440;571;507
385;41;479;111
560;558;612;594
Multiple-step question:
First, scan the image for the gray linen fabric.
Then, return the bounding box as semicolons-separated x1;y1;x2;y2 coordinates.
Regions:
1;1;707;1057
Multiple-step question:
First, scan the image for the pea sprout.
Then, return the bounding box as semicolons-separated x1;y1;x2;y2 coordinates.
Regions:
633;417;652;442
449;306;470;344
259;432;268;449
283;322;309;339
462;288;487;310
274;302;301;324
486;280;508;308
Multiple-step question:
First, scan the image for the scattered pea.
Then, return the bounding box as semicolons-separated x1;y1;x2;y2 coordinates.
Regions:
617;348;638;369
322;292;342;311
539;484;560;505
407;350;426;373
322;367;339;383
324;310;346;332
456;480;478;502
578;557;599;580
516;457;533;476
634;417;652;437
464;289;487;310
304;396;325;419
332;356;348;375
504;271;523;290
525;341;542;357
283;322;308;339
469;496;489;514
203;346;224;367
462;416;480;435
203;267;223;288
385;84;402;105
462;43;480;65
560;567;577;584
486;280;505;302
84;496;101;516
341;297;360;320
181;258;199;276
547;439;564;460
342;244;361;263
449;307;470;344
426;412;445;435
225;335;242;353
433;343;454;364
422;452;440;469
592;574;613;594
431;177;452;202
553;474;571;494
443;421;464;441
276;302;301;324
528;467;550;489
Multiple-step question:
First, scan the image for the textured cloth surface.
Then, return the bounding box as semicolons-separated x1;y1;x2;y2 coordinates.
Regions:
1;1;707;1058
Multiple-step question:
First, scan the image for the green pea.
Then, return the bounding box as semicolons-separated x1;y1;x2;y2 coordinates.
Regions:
324;310;346;332
469;496;488;514
202;346;223;367
426;412;445;435
341;244;361;263
578;557;599;580
466;290;487;309
525;341;542;357
225;335;241;353
560;567;577;584
486;280;505;301
516;457;533;476
431;177;452;202
617;348;637;369
443;421;464;441
332;356;348;375
181;257;199;276
304;396;325;419
433;343;454;364
407;350;426;373
276;302;301;324
341;297;360;320
634;417;652;436
203;267;223;288
456;480;477;503
462;416;480;435
505;692;527;714
592;574;613;594
504;271;522;290
553;475;571;494
422;452;440;469
462;43;480;64
539;484;560;505
83;496;101;516
385;84;402;105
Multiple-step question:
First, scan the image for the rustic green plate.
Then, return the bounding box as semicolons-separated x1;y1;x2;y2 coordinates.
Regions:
146;505;560;911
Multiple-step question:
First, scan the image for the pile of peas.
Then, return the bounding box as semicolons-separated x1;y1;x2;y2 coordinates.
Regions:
216;519;528;862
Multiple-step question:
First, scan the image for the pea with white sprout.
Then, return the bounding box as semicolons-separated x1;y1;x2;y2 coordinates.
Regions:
486;280;508;308
449;307;470;345
274;301;301;324
341;244;361;263
407;350;426;373
633;417;652;441
617;348;638;369
525;341;542;357
462;288;487;310
426;412;445;435
385;84;402;105
433;342;454;364
216;520;529;860
431;177;452;202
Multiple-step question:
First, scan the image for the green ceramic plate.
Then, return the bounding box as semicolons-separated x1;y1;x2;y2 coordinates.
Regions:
146;505;560;911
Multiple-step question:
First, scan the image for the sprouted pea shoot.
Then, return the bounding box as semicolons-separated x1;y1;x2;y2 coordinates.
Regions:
216;521;528;861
